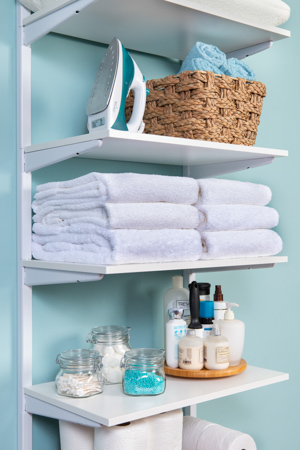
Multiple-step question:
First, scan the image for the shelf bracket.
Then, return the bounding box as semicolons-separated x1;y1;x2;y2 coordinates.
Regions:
24;267;104;286
24;139;102;172
25;395;102;428
184;264;275;278
226;41;273;60
187;157;273;179
23;0;97;46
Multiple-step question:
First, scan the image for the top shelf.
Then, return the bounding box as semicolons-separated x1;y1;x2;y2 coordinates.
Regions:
23;0;290;58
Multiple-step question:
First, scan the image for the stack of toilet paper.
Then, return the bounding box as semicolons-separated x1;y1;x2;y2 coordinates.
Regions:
182;416;257;450
59;409;183;450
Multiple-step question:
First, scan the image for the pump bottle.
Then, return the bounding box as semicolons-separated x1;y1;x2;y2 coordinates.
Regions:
165;309;187;368
204;320;229;370
218;303;245;366
163;276;189;346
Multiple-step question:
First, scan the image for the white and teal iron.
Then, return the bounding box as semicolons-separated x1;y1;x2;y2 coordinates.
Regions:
86;37;146;133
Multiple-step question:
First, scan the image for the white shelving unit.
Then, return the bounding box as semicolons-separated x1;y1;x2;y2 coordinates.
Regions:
17;1;290;449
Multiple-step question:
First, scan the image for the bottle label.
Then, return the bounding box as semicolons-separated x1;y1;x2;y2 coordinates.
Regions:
179;346;203;367
216;347;229;363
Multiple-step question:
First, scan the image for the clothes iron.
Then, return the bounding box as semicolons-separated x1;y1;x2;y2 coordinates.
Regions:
86;37;146;133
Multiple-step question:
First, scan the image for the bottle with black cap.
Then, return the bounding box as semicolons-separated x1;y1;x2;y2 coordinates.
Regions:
178;282;204;370
198;282;211;301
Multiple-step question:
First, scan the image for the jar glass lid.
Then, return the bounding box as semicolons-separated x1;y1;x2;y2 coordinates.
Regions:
56;349;102;369
124;348;165;367
87;325;130;344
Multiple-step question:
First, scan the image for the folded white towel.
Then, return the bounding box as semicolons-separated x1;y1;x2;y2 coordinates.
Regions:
184;0;290;27
34;172;199;205
200;229;282;259
32;203;200;229
196;178;272;206
197;204;279;232
32;228;202;264
32;202;200;229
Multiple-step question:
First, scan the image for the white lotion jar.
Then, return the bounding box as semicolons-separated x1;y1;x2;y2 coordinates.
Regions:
166;309;187;368
178;329;203;370
204;321;229;370
219;303;245;366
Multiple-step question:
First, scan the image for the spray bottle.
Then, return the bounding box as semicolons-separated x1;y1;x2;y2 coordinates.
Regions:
218;303;245;366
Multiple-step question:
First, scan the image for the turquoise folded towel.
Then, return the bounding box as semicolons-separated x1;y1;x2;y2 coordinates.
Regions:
179;58;222;75
223;58;256;81
178;42;227;74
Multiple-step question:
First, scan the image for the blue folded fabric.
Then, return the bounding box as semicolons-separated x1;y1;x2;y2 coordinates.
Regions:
179;42;227;74
179;58;222;75
223;58;256;81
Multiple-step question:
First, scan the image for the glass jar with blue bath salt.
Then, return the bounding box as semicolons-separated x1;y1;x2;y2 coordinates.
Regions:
121;348;166;396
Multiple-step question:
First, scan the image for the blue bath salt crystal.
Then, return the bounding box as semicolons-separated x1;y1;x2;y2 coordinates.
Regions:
124;370;165;395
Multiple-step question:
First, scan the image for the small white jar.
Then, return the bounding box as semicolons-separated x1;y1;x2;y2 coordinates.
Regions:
178;329;204;370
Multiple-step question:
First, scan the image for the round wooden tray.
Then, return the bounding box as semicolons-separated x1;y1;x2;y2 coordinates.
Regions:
164;359;247;379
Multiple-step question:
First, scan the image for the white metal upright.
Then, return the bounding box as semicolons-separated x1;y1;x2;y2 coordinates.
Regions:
17;4;33;450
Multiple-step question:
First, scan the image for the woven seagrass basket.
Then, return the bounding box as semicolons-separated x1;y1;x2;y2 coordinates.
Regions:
125;70;266;146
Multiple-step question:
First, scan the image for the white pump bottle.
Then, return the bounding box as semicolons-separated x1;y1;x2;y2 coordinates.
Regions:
218;303;245;366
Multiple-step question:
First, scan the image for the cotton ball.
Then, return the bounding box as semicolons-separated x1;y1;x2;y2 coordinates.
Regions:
101;345;115;356
114;344;129;355
106;368;122;384
93;343;104;355
107;353;123;368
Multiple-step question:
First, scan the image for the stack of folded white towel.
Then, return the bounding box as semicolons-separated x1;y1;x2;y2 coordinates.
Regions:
195;178;283;259
31;173;283;265
31;172;202;265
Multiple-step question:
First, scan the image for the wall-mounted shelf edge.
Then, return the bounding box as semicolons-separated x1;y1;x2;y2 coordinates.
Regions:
24;366;289;427
23;256;288;285
24;130;288;172
22;0;290;59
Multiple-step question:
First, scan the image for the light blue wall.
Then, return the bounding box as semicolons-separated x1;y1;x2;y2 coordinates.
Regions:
1;1;299;448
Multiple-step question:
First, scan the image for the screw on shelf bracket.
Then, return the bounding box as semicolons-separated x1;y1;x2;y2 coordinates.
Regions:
22;0;97;46
226;41;273;60
24;139;102;172
24;267;104;286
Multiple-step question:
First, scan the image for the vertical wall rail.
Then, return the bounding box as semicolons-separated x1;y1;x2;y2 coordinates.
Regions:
17;4;33;450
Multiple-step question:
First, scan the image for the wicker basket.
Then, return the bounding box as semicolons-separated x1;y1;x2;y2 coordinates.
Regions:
125;70;266;146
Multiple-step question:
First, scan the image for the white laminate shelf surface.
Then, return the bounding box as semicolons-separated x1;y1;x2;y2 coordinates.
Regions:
25;366;288;427
24;130;288;172
23;0;290;59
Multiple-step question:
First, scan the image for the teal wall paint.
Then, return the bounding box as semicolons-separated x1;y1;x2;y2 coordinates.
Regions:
2;1;299;448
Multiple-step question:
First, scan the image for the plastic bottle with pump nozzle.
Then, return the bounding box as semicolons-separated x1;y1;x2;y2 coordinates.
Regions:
204;320;229;370
163;276;189;347
166;308;187;368
218;303;245;366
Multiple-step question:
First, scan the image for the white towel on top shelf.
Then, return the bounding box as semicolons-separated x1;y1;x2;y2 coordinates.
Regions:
197;204;279;232
34;172;199;205
32;202;200;229
196;178;272;206
32;228;202;265
200;229;283;259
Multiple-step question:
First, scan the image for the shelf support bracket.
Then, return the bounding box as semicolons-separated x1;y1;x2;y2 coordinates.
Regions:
187;157;273;179
23;0;97;46
25;395;102;428
226;41;273;60
24;139;102;172
24;267;104;286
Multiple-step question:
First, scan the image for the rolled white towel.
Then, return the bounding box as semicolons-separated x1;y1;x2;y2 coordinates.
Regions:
32;228;202;264
32;202;200;230
200;229;283;259
34;172;199;205
196;179;272;206
197;204;279;232
182;416;257;450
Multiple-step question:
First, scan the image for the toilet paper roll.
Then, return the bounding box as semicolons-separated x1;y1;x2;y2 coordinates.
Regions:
94;419;148;450
59;420;94;450
182;416;257;450
147;409;183;450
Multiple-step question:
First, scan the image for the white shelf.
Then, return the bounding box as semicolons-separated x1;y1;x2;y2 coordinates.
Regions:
23;256;288;285
23;0;290;58
25;366;288;427
24;129;288;173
